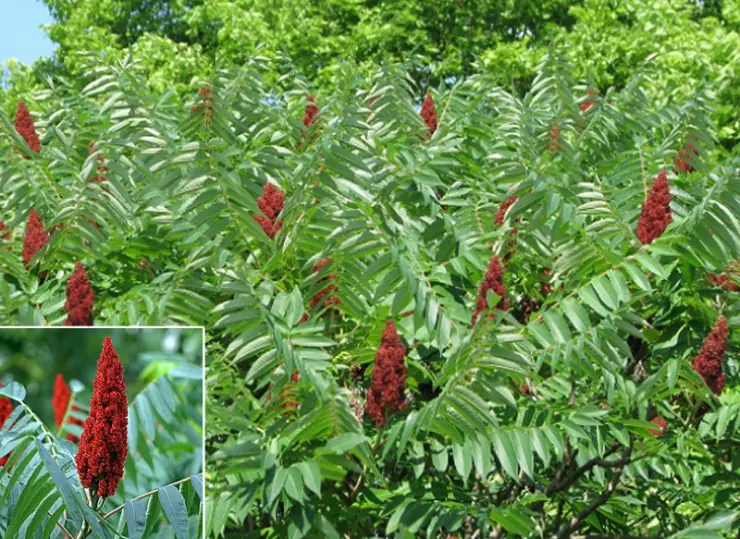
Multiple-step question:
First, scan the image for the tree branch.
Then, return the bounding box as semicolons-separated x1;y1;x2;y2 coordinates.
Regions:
555;441;633;539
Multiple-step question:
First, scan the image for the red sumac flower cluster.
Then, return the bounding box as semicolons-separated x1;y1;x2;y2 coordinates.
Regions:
692;315;728;395
365;321;408;426
636;170;672;245
76;337;128;497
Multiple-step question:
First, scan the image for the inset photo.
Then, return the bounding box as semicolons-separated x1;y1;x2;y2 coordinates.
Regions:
0;327;204;538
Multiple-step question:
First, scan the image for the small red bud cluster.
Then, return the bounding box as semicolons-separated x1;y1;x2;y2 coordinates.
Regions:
548;120;560;153
192;86;214;125
0;221;10;243
708;262;740;292
636;171;672;245
580;91;597;113
88;141;108;183
14;101;41;156
649;416;668;437
64;262;95;326
692;315;728;395
22;209;49;267
253;183;284;239
494;196;518;228
420;93;437;137
365;321;408;426
540;268;553;295
301;258;341;322
75;337;128;497
0;382;12;466
52;374;85;443
297;95;319;148
674;140;699;174
471;255;509;326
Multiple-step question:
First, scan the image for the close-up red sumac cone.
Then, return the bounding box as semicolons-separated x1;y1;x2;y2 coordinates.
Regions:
14;100;41;155
296;95;319;148
75;337;128;497
636;170;672;245
365;320;408;426
22;209;49;267
471;255;509;326
64;262;95;326
420;93;437;136
692;315;728;395
52;374;85;443
0;382;13;466
253;183;285;239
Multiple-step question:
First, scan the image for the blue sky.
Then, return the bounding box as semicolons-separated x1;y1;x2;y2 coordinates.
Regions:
0;1;55;65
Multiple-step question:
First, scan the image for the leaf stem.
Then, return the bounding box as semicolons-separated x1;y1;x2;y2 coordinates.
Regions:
101;476;193;520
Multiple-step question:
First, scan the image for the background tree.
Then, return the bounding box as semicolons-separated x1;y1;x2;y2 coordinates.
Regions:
11;0;737;148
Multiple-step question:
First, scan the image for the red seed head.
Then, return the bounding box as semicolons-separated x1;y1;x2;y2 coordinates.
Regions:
692;315;728;395
0;382;12;466
636;171;672;245
64;262;95;326
471;255;509;326
254;183;285;239
14;101;41;154
22;209;49;267
420;93;437;136
302;95;319;128
649;416;668;436
494;196;518;228
75;337;128;497
365;320;408;426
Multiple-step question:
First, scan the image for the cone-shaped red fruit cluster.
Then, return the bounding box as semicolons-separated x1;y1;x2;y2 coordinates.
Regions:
636;171;672;245
253;183;284;239
471;255;509;326
296;95;319;148
0;382;12;466
420;93;437;136
88;141;108;183
494;196;518;228
674;141;699;174
365;321;408;426
75;337;128;497
692;315;728;395
64;262;95;326
52;374;85;443
15;101;41;155
22;210;49;266
649;416;668;436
